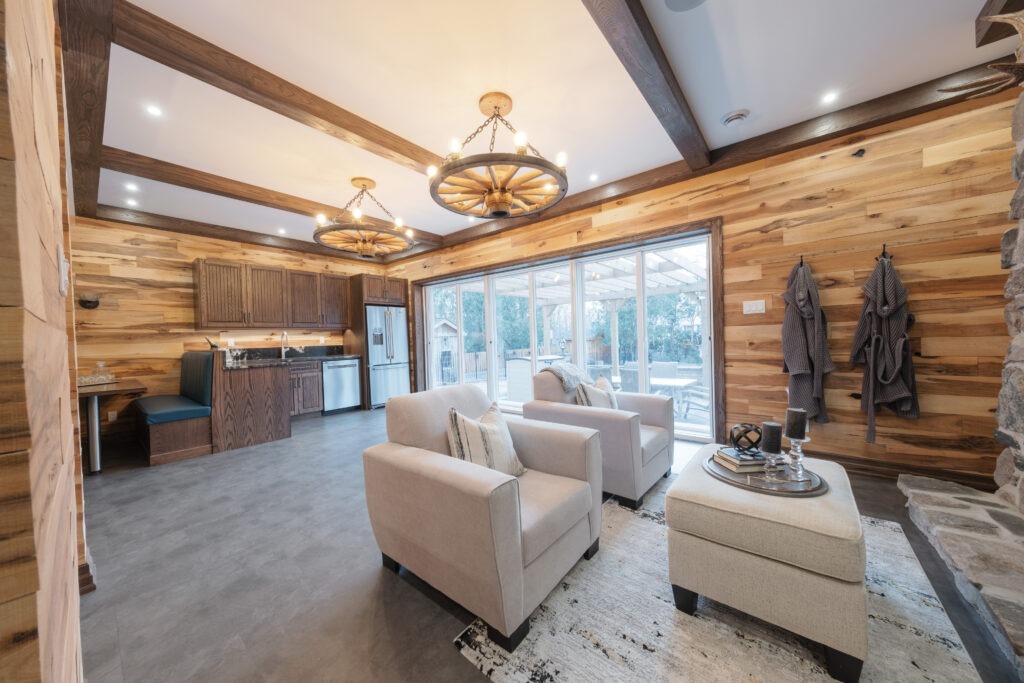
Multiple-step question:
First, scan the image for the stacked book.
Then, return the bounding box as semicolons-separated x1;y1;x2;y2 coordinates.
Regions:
714;447;769;473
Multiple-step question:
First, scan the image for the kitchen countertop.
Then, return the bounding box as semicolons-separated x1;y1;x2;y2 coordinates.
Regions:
221;353;360;371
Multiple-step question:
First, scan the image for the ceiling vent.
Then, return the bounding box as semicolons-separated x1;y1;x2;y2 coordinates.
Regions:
720;109;749;127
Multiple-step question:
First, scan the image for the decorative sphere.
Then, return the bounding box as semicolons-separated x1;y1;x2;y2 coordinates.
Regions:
729;423;762;454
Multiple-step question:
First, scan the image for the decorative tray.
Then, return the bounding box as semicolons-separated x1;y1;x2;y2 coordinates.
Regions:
702;456;829;498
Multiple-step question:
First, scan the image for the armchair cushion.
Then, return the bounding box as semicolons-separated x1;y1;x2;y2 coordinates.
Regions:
518;469;592;565
640;425;670;465
447;403;526;476
576;382;617;409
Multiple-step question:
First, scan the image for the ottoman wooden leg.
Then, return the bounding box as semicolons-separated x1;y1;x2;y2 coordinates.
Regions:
824;646;863;683
671;584;698;615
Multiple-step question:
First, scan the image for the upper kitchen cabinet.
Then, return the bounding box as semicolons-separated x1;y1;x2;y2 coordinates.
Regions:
321;274;350;329
355;274;406;306
195;260;287;328
287;270;321;327
194;259;349;329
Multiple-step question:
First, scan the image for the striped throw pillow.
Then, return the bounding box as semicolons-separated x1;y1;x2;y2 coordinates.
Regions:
576;379;618;409
446;403;526;476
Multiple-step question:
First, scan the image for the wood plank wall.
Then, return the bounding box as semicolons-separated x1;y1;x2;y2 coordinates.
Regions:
387;93;1018;485
0;0;84;680
71;217;385;437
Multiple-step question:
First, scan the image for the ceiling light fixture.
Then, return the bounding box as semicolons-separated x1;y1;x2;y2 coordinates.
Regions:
145;104;163;117
427;91;568;219
720;109;749;127
821;91;839;105
588;173;599;182
277;228;287;235
124;198;138;207
313;177;413;259
124;182;139;192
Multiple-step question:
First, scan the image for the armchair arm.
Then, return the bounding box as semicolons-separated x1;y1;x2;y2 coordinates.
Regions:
507;418;602;544
616;391;674;431
363;442;524;635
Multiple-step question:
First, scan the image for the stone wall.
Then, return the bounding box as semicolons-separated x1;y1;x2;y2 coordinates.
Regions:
998;96;1024;512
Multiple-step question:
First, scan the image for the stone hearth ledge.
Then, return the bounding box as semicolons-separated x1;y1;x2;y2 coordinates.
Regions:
898;474;1024;680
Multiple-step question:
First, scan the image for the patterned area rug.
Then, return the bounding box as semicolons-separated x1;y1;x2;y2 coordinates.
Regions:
455;496;979;682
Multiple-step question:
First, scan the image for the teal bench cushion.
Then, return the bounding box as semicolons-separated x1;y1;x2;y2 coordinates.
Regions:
135;395;212;425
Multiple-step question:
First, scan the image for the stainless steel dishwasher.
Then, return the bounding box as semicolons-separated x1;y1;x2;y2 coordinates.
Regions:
322;358;361;412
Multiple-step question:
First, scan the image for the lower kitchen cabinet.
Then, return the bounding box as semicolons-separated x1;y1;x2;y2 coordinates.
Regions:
289;361;323;416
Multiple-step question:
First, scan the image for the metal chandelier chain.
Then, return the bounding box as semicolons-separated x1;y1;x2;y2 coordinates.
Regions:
457;108;546;159
338;187;395;222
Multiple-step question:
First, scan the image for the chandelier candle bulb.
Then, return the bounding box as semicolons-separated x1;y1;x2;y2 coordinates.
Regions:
785;408;807;440
556;151;567;168
761;422;783;455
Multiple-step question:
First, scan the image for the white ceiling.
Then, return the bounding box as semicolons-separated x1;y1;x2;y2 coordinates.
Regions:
97;0;1017;245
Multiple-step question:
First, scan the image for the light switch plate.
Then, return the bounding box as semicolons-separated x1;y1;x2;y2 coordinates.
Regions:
742;299;766;314
107;410;117;422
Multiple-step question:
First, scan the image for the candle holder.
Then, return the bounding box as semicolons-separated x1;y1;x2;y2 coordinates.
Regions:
786;437;810;482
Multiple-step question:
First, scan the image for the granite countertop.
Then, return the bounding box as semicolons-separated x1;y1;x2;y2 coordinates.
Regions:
219;346;360;370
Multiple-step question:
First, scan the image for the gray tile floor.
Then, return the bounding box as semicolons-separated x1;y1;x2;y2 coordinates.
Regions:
81;411;1014;682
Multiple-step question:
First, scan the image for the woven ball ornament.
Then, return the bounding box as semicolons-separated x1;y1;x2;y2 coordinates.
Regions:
729;423;762;454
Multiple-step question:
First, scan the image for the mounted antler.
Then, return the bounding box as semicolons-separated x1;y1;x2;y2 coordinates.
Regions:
939;10;1024;99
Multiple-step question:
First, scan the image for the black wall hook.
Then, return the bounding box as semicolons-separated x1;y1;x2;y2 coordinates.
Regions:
877;244;891;261
799;255;804;266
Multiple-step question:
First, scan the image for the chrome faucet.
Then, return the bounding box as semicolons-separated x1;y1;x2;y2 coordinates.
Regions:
281;331;289;359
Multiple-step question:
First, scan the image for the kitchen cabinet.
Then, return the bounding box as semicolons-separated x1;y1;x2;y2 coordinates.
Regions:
195;260;288;329
354;274;406;305
321;274;350;329
287;271;322;327
289;361;323;416
194;258;349;330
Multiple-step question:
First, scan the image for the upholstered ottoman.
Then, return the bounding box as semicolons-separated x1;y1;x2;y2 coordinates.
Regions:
666;444;867;682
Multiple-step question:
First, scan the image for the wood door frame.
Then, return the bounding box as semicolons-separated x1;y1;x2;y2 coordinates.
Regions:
410;216;726;443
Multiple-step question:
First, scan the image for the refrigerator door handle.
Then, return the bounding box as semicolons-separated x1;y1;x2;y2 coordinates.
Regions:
385;309;392;360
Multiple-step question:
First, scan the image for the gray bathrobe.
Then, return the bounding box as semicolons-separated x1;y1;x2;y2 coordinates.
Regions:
849;256;919;443
781;262;836;423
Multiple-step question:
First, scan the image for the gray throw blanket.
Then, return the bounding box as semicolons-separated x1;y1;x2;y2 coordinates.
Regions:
849;256;919;443
781;262;835;423
540;362;591;392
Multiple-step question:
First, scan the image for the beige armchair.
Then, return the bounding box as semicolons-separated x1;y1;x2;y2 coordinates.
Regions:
363;384;602;652
523;372;673;508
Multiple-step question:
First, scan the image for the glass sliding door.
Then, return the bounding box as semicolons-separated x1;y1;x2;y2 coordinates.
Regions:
534;266;573;365
459;280;488;395
427;285;459;387
644;238;712;438
581;254;638;391
493;273;532;403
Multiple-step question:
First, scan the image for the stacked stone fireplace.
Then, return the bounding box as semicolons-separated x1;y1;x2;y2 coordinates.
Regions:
898;93;1024;678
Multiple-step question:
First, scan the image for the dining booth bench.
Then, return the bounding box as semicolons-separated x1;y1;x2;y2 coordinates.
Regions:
134;351;214;465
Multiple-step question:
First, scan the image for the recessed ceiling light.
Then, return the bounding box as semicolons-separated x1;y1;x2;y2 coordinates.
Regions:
124;198;138;207
720;109;749;127
124;182;139;192
277;228;287;235
467;216;477;224
145;104;163;117
821;91;839;105
588;173;599;182
665;0;707;11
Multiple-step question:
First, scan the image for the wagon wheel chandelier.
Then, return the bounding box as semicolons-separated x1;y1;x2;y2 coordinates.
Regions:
314;177;414;259
427;91;568;220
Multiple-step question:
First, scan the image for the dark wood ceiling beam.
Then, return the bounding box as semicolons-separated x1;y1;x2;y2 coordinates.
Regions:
110;0;442;173
58;0;115;216
413;55;1016;259
95;205;386;263
580;0;709;169
977;0;1024;47
99;147;442;244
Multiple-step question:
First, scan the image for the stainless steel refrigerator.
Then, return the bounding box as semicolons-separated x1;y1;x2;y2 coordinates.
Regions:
366;305;411;407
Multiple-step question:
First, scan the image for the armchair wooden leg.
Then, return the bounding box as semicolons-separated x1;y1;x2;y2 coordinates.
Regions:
824;646;863;683
583;539;599;560
381;553;400;573
671;584;698;615
487;619;530;652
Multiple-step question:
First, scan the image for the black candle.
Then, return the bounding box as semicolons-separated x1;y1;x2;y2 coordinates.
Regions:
785;408;807;440
761;422;782;454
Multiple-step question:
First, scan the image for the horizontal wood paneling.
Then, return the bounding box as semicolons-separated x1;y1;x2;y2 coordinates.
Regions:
71;217;383;436
387;95;1016;482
